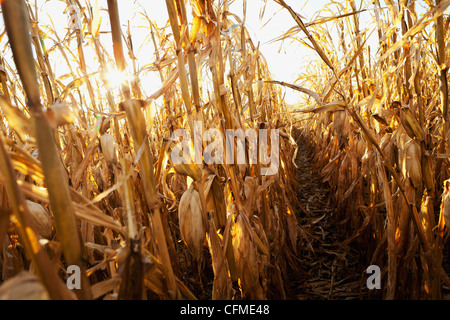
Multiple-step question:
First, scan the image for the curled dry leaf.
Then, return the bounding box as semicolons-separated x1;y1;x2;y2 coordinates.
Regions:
361;146;375;182
203;173;227;230
242;176;257;218
206;216;232;300
0;96;33;143
232;213;262;298
173;163;202;181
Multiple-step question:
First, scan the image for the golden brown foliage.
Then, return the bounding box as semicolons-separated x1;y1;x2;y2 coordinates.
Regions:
0;0;300;300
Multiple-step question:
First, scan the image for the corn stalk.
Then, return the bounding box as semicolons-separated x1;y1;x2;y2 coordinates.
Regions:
1;0;92;300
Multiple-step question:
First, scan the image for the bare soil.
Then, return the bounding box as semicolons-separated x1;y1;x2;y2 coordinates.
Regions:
290;128;381;300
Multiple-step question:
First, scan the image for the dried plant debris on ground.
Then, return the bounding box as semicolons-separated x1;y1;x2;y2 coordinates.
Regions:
291;129;376;300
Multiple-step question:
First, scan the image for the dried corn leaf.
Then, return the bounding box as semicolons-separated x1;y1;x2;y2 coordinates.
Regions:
203;173;227;230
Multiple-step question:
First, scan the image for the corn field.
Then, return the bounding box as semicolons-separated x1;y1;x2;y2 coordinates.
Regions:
0;0;448;301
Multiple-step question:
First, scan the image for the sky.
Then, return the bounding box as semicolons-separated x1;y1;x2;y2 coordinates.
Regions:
0;0;387;105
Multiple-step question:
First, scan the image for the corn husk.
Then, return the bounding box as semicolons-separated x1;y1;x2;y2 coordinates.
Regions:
178;184;205;260
422;153;434;191
0;272;50;300
403;139;422;189
356;139;366;159
442;180;450;229
45;103;75;128
25;200;53;240
400;107;425;141
334;110;349;143
100;133;118;166
380;134;396;167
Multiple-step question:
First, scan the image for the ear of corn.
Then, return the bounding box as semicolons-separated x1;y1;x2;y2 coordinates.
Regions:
24;200;53;240
178;184;205;261
0;271;50;300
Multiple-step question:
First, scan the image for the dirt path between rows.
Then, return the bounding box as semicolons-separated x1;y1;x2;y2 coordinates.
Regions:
291;129;380;300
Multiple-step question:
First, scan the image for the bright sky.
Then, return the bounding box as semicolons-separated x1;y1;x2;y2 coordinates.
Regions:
0;0;385;105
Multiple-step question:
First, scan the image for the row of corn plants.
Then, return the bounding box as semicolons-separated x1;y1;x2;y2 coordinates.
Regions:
277;0;449;299
0;0;302;299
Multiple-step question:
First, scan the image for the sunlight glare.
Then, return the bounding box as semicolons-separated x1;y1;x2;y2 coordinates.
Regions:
103;68;128;90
